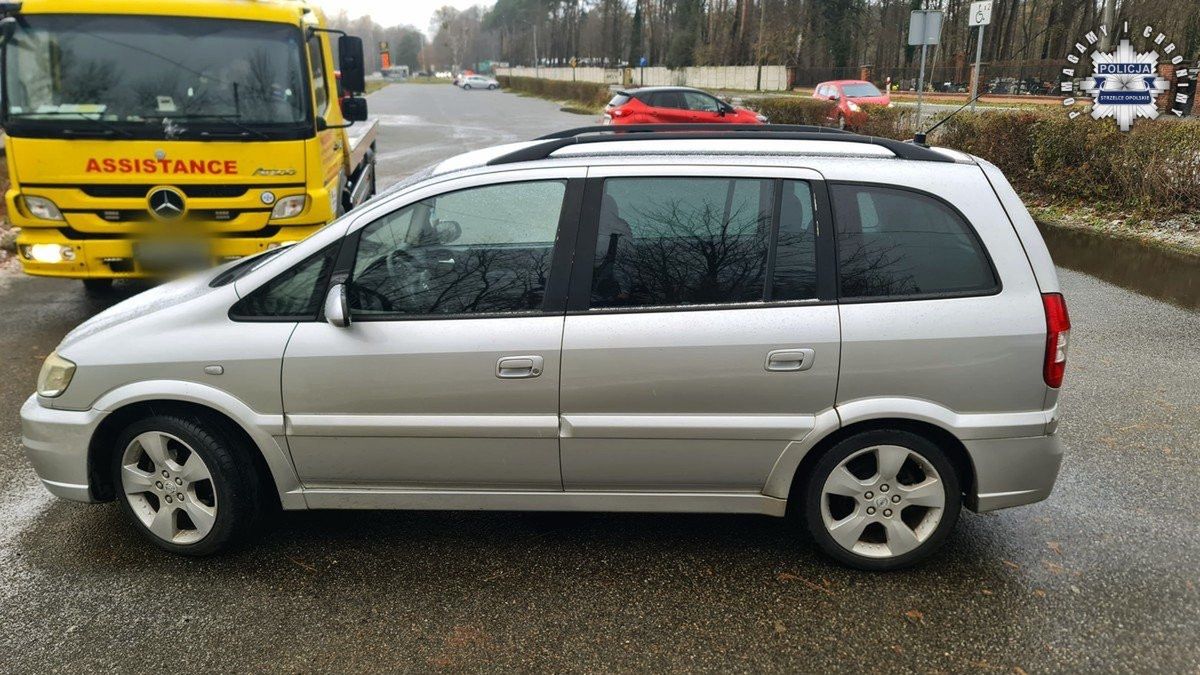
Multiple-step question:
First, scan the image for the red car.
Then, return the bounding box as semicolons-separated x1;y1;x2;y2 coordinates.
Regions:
604;87;766;125
812;80;892;129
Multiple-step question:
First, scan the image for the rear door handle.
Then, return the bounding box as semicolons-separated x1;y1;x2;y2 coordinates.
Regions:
765;348;815;372
496;355;544;379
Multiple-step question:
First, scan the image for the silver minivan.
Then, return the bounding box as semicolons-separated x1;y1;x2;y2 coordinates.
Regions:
21;126;1068;570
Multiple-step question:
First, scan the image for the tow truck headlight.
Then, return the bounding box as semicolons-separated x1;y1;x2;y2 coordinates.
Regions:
22;195;64;221
270;195;307;220
20;244;75;263
37;351;76;398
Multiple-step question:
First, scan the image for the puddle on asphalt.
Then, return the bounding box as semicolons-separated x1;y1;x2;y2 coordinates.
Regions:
1038;222;1200;311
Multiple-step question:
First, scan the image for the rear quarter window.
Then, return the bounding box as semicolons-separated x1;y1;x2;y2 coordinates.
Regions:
608;93;631;106
830;184;998;300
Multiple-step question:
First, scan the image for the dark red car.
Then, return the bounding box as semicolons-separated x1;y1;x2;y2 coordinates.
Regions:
604;87;766;125
812;80;892;129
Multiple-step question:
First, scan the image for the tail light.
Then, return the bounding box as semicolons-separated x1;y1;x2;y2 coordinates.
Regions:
1042;293;1071;388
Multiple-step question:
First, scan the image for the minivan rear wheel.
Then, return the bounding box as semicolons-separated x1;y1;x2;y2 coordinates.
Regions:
111;414;261;555
802;429;960;570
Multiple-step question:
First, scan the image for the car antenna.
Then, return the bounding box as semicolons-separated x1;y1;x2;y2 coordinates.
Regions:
912;24;1052;146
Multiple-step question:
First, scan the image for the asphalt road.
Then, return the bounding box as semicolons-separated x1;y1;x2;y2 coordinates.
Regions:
1;83;1197;673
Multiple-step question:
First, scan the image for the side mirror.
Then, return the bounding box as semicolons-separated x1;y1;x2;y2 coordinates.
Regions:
338;35;366;94
0;17;16;46
324;283;350;327
829;93;840;101
340;95;368;122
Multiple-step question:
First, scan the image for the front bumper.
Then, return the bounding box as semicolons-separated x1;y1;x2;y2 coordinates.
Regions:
20;394;107;503
964;433;1064;512
15;225;321;279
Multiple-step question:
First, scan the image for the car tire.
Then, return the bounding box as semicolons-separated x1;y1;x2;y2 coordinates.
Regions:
111;413;263;556
488;84;497;90
82;278;114;297
463;84;472;90
801;429;961;571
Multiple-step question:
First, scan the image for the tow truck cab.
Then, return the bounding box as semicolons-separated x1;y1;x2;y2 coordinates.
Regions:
0;0;378;287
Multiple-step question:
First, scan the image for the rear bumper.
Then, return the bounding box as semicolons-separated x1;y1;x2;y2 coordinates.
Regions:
20;394;106;503
964;433;1063;512
15;225;321;279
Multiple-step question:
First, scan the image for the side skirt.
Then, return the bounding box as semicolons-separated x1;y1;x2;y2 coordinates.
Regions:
297;488;788;516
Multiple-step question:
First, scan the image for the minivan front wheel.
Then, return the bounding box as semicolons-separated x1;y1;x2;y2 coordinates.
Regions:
803;430;960;570
112;414;260;555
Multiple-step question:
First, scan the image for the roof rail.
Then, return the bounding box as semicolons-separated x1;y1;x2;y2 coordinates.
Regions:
488;124;953;165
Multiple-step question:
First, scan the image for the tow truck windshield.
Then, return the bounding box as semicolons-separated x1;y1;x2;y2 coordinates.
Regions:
2;15;312;140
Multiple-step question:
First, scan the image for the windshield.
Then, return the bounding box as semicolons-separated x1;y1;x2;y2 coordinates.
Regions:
3;15;311;139
841;83;883;98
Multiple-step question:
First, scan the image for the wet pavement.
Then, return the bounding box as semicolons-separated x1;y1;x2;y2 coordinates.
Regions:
0;84;1197;672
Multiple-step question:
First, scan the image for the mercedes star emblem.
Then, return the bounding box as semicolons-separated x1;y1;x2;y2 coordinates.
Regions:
147;187;186;220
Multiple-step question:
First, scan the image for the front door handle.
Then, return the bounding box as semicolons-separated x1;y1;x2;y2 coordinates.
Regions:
496;355;544;379
765;348;815;372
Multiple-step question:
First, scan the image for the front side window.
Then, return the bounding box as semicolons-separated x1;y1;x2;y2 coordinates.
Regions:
308;37;329;114
831;184;997;299
231;244;338;319
684;91;720;112
589;177;774;309
349;181;566;317
4;15;310;140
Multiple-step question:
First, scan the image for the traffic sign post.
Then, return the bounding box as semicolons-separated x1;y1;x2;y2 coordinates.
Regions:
968;1;993;112
908;9;944;127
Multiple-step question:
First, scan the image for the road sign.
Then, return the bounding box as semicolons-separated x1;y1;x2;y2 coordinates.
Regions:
907;9;943;46
569;57;577;68
639;56;648;67
969;1;992;27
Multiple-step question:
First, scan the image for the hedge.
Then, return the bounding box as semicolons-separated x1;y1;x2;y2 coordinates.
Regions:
496;75;611;110
748;96;1200;213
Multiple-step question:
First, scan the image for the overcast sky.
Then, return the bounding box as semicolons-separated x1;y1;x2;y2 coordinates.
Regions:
317;0;487;34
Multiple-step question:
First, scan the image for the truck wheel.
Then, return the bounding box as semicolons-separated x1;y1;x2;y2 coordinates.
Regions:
801;429;961;571
82;279;114;297
112;413;263;556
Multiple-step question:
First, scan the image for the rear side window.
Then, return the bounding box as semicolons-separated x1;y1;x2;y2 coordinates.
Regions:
830;184;997;299
230;243;338;319
649;91;686;109
589;177;774;308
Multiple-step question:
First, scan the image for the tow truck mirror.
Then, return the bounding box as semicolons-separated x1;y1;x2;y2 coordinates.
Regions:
0;17;17;46
340;96;368;122
338;35;366;94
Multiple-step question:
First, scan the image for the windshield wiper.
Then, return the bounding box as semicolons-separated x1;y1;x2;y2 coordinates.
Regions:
9;111;135;138
160;114;271;141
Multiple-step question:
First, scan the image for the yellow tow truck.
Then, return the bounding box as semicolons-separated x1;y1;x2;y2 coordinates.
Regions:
0;0;378;293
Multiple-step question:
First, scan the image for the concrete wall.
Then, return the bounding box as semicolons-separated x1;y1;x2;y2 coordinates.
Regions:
496;65;792;91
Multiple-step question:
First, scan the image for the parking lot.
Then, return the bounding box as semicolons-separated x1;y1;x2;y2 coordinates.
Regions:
1;83;1197;672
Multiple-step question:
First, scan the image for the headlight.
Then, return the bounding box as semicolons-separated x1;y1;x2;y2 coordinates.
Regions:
270;195;307;220
37;351;76;398
20;244;75;263
887;102;895;108
22;195;64;221
847;101;861;112
756;114;770;123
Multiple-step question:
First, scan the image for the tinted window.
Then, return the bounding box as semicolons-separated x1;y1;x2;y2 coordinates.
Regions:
831;184;997;299
608;93;631;106
650;91;687;109
590;177;774;308
772;181;819;300
349;180;566;317
231;244;338;319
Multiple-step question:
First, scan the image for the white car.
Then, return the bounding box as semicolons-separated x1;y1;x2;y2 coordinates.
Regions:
460;74;499;90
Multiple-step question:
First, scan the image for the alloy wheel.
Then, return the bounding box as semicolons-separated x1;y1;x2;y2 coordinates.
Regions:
819;444;945;559
119;431;218;545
